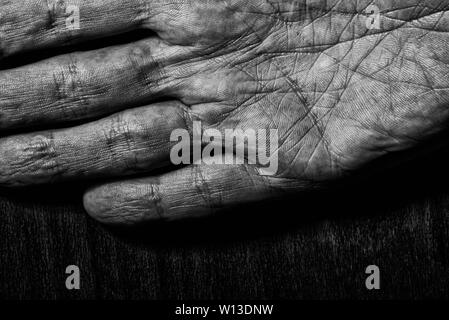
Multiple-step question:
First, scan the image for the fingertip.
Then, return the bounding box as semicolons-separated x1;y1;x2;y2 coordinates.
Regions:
83;185;117;225
83;182;162;226
83;184;135;226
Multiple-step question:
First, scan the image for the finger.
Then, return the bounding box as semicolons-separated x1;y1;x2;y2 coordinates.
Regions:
0;38;192;131
0;101;191;187
0;0;158;59
83;164;303;225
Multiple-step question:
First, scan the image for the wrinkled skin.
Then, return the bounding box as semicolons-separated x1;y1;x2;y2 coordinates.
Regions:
1;0;449;224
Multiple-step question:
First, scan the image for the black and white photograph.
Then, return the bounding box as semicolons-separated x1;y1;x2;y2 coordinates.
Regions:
0;0;448;311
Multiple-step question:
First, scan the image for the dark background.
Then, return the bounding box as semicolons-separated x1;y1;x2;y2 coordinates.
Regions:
1;32;449;300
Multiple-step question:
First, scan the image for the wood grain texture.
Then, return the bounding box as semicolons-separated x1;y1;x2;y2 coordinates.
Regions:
1;144;449;300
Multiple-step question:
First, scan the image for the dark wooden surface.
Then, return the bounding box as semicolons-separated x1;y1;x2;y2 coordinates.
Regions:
1;144;449;300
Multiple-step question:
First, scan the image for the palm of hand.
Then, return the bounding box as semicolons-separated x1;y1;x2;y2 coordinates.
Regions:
153;0;449;180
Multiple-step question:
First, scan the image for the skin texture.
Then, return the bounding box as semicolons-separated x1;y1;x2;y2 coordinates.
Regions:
1;0;449;224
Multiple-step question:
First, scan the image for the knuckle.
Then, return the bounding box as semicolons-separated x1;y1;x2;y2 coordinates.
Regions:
52;55;82;101
143;183;166;220
0;134;61;186
127;44;164;89
51;55;97;116
191;166;218;210
101;113;138;155
19;134;60;176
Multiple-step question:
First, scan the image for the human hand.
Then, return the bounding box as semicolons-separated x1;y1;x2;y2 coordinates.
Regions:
1;0;449;224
